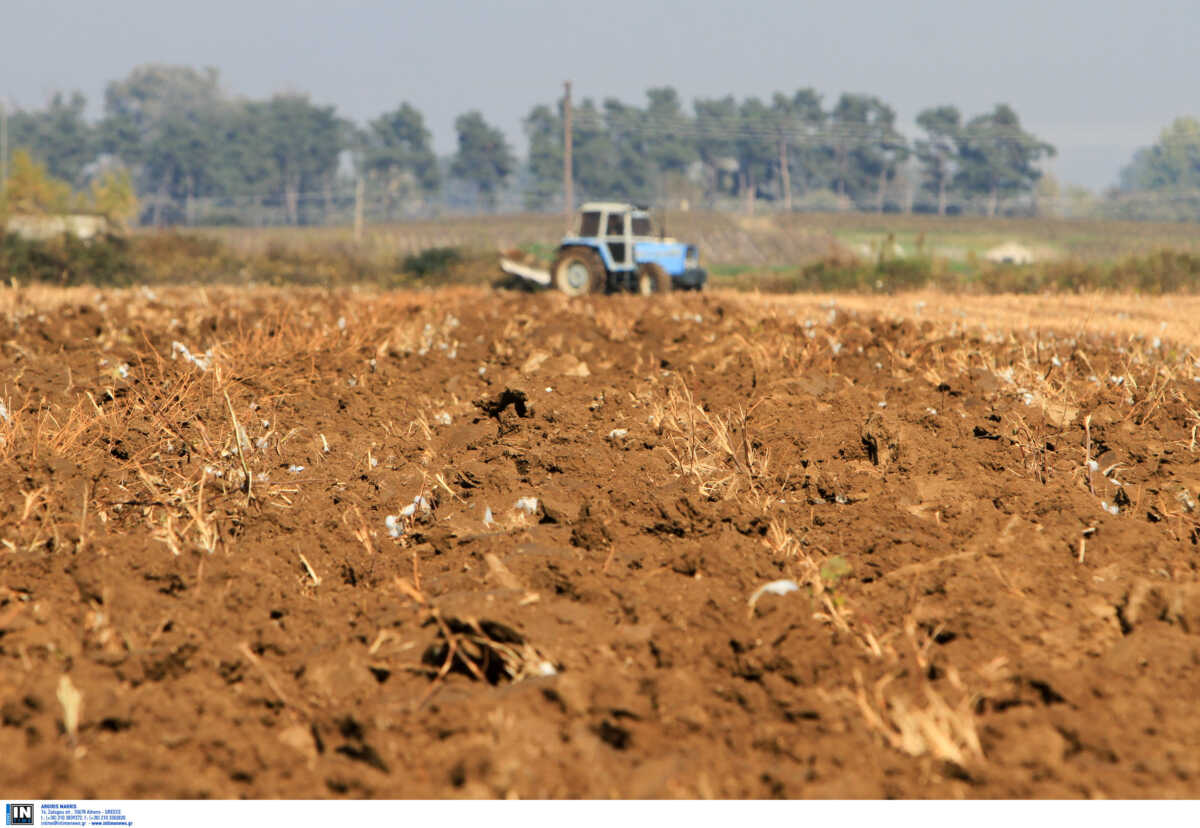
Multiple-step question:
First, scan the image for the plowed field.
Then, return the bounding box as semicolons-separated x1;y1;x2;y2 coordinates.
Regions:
2;286;1199;798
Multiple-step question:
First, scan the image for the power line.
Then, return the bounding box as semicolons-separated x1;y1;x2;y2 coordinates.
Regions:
154;184;1200;213
564;109;1048;150
0;99;8;195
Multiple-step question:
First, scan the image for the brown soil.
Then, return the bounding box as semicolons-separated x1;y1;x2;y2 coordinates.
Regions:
1;285;1199;799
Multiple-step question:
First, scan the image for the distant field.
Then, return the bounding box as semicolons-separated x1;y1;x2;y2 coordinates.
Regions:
775;212;1200;262
185;210;1200;272
7;209;1198;294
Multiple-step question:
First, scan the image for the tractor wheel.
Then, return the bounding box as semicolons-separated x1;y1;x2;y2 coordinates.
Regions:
636;262;672;296
552;248;606;296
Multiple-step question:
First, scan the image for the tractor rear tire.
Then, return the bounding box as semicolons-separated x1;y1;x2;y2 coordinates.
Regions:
552;248;606;296
636;262;672;295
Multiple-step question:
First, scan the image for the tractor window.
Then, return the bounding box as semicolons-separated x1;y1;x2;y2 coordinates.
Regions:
606;213;626;236
579;211;601;237
631;216;652;236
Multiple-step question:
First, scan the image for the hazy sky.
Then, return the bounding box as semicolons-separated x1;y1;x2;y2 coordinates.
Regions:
4;0;1196;189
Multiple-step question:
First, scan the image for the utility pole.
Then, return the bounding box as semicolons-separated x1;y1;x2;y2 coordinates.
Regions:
778;137;792;212
0;98;8;196
563;81;573;232
353;176;364;244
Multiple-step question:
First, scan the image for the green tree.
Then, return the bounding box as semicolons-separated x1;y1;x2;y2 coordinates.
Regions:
99;65;227;224
0;149;75;215
642;87;696;202
871;111;910;213
143;108;231;224
450;111;515;209
1110;117;1200;221
89;168;139;227
602;98;653;203
523;103;562;210
954;104;1055;215
736;97;778;211
7;93;95;185
826;94;907;211
362;103;440;217
102;65;223;132
0;148;136;227
244;95;344;224
827;95;874;205
771;89;828;205
1119;117;1200;192
572;99;619;201
915;105;961;215
215;103;275;204
522;97;623;207
694;96;741;203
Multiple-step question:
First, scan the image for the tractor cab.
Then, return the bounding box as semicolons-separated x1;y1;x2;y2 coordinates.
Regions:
571;202;656;273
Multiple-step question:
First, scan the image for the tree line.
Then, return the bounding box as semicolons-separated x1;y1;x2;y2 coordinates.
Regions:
525;89;1055;216
1;64;1195;225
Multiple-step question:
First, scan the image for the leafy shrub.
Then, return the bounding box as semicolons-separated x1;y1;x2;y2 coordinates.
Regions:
129;232;242;284
974;262;1056;294
400;246;463;278
1110;250;1200;293
972;251;1200;294
269;246;383;286
0;232;141;286
192;213;244;227
790;255;935;293
135;231;226;260
876;257;934;292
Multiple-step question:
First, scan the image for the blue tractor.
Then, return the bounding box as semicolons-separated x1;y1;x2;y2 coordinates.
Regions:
501;202;707;296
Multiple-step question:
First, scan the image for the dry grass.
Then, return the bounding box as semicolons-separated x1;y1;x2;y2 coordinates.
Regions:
766;290;1200;352
187;211;1200;269
0;284;469;560
655;381;770;501
852;668;983;767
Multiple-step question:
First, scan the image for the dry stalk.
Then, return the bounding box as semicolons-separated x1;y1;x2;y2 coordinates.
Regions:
853;669;982;768
77;485;89;556
407;412;433;443
1185;407;1200;453
1009;412;1050;484
298;551;321;586
223;389;252;499
150;510;185;557
20;486;48;522
431;472;464;504
56;674;83;745
658;381;770;500
392;574;552;708
345;505;376;556
1081;413;1095;495
183;479;219;556
238;641;309;716
814;594;888;659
